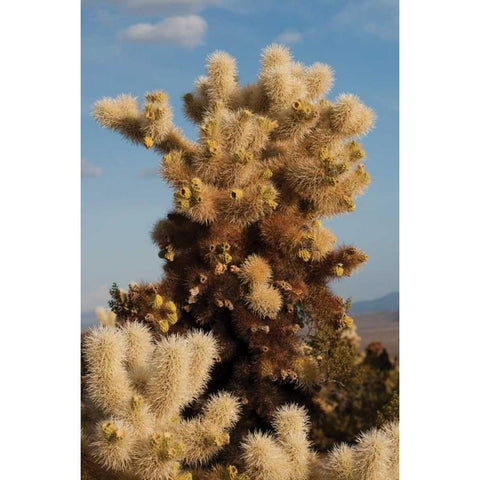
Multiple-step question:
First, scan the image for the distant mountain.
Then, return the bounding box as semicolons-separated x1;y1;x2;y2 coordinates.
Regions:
351;291;399;314
354;310;399;357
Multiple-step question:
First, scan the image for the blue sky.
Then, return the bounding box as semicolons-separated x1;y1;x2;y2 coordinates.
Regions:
81;0;398;313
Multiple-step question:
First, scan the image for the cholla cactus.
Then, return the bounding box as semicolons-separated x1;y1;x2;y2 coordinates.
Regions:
81;324;240;479
93;45;376;457
313;422;399;480
241;404;315;480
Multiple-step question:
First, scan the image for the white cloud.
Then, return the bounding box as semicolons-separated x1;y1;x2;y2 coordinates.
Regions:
120;15;207;47
276;30;303;45
86;0;221;14
332;0;398;40
81;158;102;178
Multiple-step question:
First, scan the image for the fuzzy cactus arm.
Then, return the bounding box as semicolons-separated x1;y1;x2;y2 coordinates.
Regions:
83;327;133;416
93;94;143;143
93;92;195;157
145;335;192;422
324;443;355;480
89;418;136;472
122;321;154;371
352;428;392;480
184;331;219;402
382;422;399;480
178;392;241;465
241;431;292;480
205;51;239;104
272;404;312;480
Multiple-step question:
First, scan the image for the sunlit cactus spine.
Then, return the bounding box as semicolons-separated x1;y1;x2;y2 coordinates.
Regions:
93;44;376;460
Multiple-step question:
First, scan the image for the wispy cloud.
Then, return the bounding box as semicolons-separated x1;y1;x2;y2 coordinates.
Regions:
138;166;158;178
85;0;221;14
275;30;303;45
82;158;102;178
331;0;398;40
120;15;207;47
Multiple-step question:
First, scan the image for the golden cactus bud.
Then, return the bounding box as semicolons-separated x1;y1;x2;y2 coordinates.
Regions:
176;186;191;199
234;149;253;165
260;185;278;207
239;108;253;121
206;139;218;155
348;140;366;161
319;146;330;161
150;432;183;460
131;394;144;410
333;264;344;276
219;242;231;252
292;99;303;111
324;176;338;186
143;136;154;149
102;421;124;441
145;91;168;103
163;248;175;262
213;100;224;112
201;119;217;137
342;195;356;211
343;315;354;329
258;117;277;133
231;189;244;200
190;177;202;192
166;312;178;325
358;252;368;263
261;168;273;179
357;168;371;184
150;432;162;449
157;319;170;333
297;249;311;262
218;252;233;265
102;421;116;440
227;465;238;478
164;300;177;313
214;432;230;447
177;473;193;480
172;440;185;457
152;294;163;310
174;197;190;209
